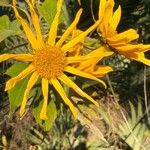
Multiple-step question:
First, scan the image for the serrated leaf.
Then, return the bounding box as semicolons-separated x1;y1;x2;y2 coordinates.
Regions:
6;63;29;113
129;102;137;127
126;124;144;150
33;98;57;131
0;15;21;43
133;124;147;150
37;0;57;25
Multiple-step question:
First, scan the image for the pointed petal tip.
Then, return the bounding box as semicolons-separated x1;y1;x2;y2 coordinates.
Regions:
4;87;8;92
79;8;83;13
12;0;16;6
95;101;99;107
98;79;107;89
72;111;78;120
40;114;48;120
19;109;25;117
5;82;14;91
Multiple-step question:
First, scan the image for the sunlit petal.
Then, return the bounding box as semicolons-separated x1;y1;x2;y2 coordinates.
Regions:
107;29;139;45
5;64;35;91
0;54;33;63
59;74;99;106
65;66;106;88
127;52;150;66
102;0;114;35
91;66;113;77
31;0;35;5
116;44;150;52
48;0;63;46
56;9;83;47
20;72;39;117
87;47;113;60
99;0;107;20
26;0;44;46
68;30;84;56
67;53;106;64
40;78;49;120
51;78;78;119
67;56;89;63
98;0;150;66
62;21;100;52
13;0;38;49
110;6;121;31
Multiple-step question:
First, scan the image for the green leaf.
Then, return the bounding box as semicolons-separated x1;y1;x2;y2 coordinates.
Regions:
33;98;57;131
0;15;21;43
37;0;57;25
6;63;29;113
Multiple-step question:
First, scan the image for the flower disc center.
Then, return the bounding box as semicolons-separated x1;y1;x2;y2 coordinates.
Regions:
33;45;67;79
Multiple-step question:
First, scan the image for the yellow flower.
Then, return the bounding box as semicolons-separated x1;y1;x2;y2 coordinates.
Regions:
98;0;150;65
0;0;106;120
75;47;113;77
69;30;113;78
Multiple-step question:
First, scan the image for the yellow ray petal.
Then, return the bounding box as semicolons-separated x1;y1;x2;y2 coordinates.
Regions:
77;0;81;5
20;72;39;117
62;20;100;52
48;0;63;46
40;78;49;120
77;59;96;71
26;0;44;46
131;52;150;66
77;58;113;77
31;0;35;5
116;44;150;53
71;47;113;73
91;66;113;77
68;42;83;56
0;54;33;63
99;0;107;20
110;6;121;31
5;64;35;91
107;29;139;45
13;0;38;49
86;47;113;60
51;78;78;119
65;66;106;88
71;29;83;38
59;74;99;106
56;9;83;47
102;0;114;35
67;56;89;63
67;53;107;64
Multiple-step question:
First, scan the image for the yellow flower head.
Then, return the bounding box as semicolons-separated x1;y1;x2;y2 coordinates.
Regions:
0;0;109;120
69;30;113;78
98;0;150;65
